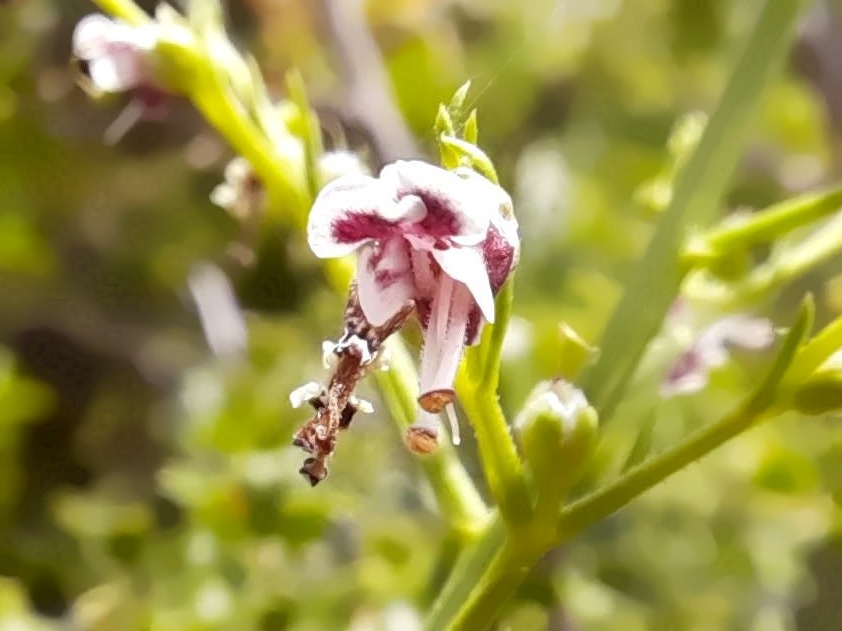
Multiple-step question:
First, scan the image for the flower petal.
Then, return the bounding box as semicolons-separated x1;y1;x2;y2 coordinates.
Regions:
88;54;142;92
307;176;413;258
381;160;491;242
72;14;116;59
431;247;495;323
418;278;471;397
356;241;415;326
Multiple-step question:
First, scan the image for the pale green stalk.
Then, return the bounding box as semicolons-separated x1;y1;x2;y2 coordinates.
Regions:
457;279;533;526
687;211;842;306
684;182;842;265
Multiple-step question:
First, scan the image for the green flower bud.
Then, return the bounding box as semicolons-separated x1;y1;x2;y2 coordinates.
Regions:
515;380;599;514
792;366;842;415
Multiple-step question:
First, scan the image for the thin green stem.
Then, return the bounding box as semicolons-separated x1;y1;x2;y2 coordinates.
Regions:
378;337;488;537
559;298;811;538
684;182;842;265
687;211;842;306
425;516;506;630
580;0;804;421
90;0;148;25
457;276;530;525
480;278;514;390
557;405;767;539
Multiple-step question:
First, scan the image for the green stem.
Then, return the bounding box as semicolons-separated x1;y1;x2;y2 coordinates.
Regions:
457;378;533;526
784;315;842;387
557;405;768;539
684;182;842;265
687;211;842;306
559;298;811;538
448;540;542;631
90;0;148;25
580;0;804;421
378;337;488;537
425;516;506;630
480;279;514;390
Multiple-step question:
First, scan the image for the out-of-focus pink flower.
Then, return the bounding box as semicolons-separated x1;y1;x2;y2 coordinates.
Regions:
661;314;775;397
307;160;519;448
72;14;173;144
72;14;157;93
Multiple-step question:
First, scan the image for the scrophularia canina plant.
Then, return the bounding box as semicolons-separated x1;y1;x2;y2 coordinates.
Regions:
74;1;842;628
290;159;519;483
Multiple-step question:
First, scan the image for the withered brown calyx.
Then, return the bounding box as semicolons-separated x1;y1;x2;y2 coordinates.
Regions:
292;282;412;486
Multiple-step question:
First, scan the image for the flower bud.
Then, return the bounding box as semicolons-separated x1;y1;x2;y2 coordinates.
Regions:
515;379;598;509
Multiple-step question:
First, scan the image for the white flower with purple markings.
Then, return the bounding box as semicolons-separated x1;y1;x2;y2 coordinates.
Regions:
307;160;519;448
72;14;157;94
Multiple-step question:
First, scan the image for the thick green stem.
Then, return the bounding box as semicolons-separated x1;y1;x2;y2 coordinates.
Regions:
457;379;533;526
580;0;804;421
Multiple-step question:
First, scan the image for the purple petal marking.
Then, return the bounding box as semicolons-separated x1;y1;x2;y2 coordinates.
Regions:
356;241;415;326
382;161;490;242
331;211;400;245
308;175;400;257
661;347;709;397
482;225;517;293
465;306;484;346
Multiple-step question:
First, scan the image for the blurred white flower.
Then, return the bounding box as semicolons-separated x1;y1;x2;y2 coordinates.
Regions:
72;14;156;93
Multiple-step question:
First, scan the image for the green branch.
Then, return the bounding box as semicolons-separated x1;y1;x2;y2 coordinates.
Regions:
580;0;805;421
558;297;811;539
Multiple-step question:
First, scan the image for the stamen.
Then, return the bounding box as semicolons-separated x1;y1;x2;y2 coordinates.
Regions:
444;403;461;446
418;388;455;413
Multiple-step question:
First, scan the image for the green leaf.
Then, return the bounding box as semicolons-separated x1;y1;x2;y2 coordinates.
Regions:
619;410;656;474
439;135;499;184
463;109;479;144
448;80;472;118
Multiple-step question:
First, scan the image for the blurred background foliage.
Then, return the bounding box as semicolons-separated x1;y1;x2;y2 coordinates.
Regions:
1;0;842;629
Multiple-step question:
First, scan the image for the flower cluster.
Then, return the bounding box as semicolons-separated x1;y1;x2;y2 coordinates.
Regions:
291;160;519;484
